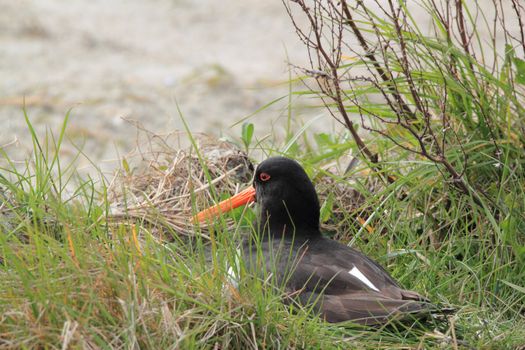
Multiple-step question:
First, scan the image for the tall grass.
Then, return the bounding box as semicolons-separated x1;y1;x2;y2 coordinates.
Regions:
1;107;524;348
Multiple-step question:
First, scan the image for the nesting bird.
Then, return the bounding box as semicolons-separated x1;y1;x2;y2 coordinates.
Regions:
195;156;441;325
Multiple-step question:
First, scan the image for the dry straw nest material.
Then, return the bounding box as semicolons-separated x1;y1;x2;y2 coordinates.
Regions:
107;123;373;241
314;161;379;241
107;128;253;241
316;176;367;238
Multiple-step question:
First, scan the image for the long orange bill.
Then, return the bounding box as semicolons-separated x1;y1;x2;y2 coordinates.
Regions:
193;186;256;223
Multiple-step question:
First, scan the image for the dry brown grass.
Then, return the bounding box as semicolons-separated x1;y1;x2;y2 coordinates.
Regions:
107;123;253;240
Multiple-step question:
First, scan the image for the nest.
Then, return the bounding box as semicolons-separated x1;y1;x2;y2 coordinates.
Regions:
107;127;253;240
107;121;376;242
316;175;371;241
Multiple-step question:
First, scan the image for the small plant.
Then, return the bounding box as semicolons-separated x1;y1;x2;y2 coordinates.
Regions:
241;122;255;152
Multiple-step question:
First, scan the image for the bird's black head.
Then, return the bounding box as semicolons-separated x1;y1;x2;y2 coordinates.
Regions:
253;156;320;236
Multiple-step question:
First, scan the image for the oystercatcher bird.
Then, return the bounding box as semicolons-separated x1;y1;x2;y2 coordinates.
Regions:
195;156;438;325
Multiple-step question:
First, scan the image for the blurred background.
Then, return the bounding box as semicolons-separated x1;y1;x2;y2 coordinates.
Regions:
0;0;521;174
0;0;316;173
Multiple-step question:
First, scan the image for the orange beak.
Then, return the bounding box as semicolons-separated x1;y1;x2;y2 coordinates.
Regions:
193;186;256;223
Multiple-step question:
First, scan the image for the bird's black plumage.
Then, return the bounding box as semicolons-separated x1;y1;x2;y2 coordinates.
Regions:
240;156;435;324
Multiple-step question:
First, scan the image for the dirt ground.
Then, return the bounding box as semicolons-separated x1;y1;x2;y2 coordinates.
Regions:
0;0;314;173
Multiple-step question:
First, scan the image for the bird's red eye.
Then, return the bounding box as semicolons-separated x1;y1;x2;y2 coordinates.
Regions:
259;172;271;182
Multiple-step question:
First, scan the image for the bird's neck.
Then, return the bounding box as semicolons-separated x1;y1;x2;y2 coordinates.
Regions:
258;205;321;238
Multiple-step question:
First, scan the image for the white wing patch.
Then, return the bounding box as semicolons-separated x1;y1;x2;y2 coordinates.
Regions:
226;264;239;289
348;266;380;292
225;249;241;290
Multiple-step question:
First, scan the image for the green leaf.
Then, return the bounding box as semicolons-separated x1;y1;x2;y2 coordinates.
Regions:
514;57;525;84
501;280;525;294
241;122;254;149
122;158;130;175
320;192;334;223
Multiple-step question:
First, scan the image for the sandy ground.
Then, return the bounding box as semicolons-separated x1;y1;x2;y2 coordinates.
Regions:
0;0;521;176
0;0;313;173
